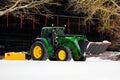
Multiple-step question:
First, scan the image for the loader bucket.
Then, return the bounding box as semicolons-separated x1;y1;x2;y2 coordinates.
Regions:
86;41;111;54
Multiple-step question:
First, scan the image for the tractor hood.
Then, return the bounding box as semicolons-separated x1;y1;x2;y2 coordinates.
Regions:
58;34;87;41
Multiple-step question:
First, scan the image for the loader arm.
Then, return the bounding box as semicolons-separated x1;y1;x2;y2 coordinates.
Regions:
57;36;84;57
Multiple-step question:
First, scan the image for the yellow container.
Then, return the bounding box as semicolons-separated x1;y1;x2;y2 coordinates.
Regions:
5;52;26;60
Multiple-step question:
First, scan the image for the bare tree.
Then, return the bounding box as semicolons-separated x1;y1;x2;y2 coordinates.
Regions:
0;0;59;17
67;0;120;51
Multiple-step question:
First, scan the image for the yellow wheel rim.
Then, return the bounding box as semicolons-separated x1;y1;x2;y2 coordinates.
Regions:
33;46;42;59
58;50;66;60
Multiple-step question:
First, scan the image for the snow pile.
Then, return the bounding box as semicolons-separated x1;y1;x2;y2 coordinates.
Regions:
86;57;113;62
99;52;120;61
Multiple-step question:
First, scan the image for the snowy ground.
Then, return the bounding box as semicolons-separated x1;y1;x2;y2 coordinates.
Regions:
0;57;120;80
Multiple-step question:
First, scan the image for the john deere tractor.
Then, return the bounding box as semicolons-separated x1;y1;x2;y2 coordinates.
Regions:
30;27;89;61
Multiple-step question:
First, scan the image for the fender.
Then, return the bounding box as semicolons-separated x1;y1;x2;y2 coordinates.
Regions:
35;37;49;47
34;37;53;58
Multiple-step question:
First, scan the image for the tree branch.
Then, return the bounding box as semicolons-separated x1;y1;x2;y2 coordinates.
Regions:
110;0;120;10
0;0;57;17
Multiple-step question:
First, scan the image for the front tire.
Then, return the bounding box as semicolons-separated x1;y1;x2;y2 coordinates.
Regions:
30;41;47;60
55;46;72;61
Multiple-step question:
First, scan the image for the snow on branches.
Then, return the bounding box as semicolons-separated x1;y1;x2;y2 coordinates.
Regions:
0;0;59;17
67;0;120;31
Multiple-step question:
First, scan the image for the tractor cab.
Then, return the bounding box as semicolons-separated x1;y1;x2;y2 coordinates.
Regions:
41;27;65;45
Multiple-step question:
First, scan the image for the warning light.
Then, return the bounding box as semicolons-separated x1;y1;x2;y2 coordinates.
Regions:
52;24;54;26
7;53;10;56
64;25;66;27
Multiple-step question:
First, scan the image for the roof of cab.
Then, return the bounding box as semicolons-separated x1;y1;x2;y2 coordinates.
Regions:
42;26;65;29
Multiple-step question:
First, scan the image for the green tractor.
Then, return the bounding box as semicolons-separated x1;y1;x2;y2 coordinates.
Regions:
30;26;89;61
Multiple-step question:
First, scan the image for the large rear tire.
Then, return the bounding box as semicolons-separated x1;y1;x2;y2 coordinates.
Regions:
30;41;47;60
55;46;72;61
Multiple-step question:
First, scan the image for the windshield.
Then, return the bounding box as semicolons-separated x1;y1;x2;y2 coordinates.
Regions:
54;28;64;36
41;27;64;37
